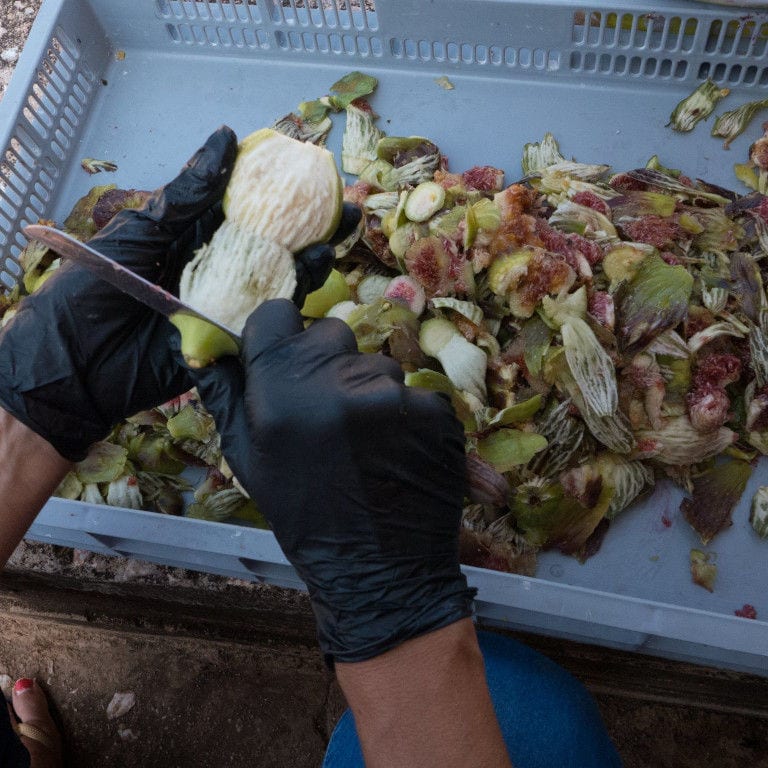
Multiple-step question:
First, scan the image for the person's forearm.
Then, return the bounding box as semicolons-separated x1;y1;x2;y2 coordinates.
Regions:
336;618;513;768
0;408;72;568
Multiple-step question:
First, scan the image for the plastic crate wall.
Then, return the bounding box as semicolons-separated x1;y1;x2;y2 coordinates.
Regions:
155;1;768;85
3;0;768;295
0;28;97;291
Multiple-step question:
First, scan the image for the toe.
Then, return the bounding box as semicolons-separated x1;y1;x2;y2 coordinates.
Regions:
12;679;62;767
12;678;47;722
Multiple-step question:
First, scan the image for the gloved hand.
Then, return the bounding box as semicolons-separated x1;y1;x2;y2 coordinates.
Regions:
190;300;476;664
0;126;238;461
0;126;348;463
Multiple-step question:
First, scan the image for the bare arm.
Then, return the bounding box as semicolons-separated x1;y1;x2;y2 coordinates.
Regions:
192;300;511;767
336;619;512;768
0;407;72;569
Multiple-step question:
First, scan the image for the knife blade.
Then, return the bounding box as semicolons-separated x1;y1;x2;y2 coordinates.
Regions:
23;224;241;349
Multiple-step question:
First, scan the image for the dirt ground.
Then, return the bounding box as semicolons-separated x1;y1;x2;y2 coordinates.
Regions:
0;560;344;767
0;0;37;100
2;3;768;766
2;546;768;768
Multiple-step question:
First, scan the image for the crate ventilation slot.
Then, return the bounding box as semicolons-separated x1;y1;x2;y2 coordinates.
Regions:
569;51;687;79
389;39;560;70
163;21;383;55
572;11;699;52
156;1;562;70
156;0;378;32
0;26;92;289
264;0;378;31
705;18;768;58
274;29;382;56
157;0;380;54
571;9;768;86
698;61;768;87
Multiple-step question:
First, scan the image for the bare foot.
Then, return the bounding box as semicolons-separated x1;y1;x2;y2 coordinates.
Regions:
8;678;62;768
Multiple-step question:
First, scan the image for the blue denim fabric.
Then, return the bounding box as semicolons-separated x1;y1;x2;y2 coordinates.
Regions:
0;696;30;768
322;630;623;768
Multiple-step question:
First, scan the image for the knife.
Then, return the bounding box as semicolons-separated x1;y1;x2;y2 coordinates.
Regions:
23;224;241;350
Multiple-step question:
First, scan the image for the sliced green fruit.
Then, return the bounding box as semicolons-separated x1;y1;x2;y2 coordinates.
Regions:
301;269;351;318
170;313;240;369
179;128;344;365
404;181;445;222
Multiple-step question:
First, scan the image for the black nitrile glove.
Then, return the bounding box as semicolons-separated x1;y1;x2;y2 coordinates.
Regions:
190;299;476;664
0;126;238;461
0;124;354;463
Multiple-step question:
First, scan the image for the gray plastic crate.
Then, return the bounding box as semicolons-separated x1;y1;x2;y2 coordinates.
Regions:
2;0;768;676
